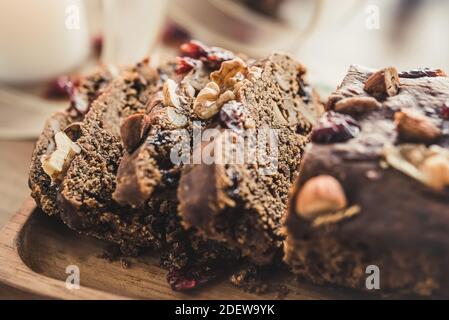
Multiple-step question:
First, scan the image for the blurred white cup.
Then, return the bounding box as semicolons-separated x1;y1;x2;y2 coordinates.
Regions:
0;0;168;84
101;0;169;65
0;0;90;83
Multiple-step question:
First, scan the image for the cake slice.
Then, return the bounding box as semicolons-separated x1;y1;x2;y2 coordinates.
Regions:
53;61;166;253
177;53;324;265
112;42;244;286
29;67;116;217
284;66;449;297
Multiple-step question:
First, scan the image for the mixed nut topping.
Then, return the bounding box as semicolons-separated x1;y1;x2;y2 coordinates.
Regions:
210;58;248;89
163;79;182;109
193;82;222;120
193;58;250;120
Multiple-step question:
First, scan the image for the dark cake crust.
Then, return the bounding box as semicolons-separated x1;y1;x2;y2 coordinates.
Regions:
285;65;449;297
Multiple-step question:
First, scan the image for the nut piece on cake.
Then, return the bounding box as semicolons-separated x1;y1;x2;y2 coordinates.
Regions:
364;67;400;100
394;109;442;143
295;175;347;220
41;132;81;182
120;113;153;153
334;97;381;115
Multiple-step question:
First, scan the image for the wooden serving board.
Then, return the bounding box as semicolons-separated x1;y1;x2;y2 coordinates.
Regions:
0;198;361;300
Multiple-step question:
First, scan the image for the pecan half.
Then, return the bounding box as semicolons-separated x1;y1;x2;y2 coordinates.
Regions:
364;67;400;100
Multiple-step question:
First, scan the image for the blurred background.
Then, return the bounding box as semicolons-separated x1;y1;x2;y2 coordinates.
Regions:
0;0;447;231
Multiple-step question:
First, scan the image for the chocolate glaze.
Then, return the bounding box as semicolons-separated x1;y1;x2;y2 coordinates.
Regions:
285;65;449;297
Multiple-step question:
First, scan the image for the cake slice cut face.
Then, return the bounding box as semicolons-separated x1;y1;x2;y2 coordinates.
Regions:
284;66;449;297
29;67;117;218
112;46;323;270
55;62;165;252
111;43;247;285
177;53;324;265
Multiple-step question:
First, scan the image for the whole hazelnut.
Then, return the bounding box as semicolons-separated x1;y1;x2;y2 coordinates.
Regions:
296;175;348;219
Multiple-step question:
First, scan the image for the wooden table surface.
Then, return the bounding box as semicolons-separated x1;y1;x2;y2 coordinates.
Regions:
0;141;35;228
0;140;38;299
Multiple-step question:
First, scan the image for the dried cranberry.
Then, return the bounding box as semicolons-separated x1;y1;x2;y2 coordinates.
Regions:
180;41;208;59
162;21;191;47
441;101;449;120
219;101;246;132
311;111;360;144
175;57;198;75
398;68;447;79
179;41;235;71
166;266;219;292
44;76;75;100
92;34;103;58
167;270;197;292
204;47;235;70
67;87;89;118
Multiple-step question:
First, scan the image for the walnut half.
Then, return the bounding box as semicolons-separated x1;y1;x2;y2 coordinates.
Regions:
210;58;248;89
41;132;81;182
193;82;236;120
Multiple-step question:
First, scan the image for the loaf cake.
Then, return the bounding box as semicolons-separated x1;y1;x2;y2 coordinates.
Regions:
284;65;449;297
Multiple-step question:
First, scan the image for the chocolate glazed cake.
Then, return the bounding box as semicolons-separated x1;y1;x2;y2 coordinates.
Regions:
178;52;323;265
284;66;449;297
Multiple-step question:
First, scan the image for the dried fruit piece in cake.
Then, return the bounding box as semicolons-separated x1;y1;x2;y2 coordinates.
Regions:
284;65;449;297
